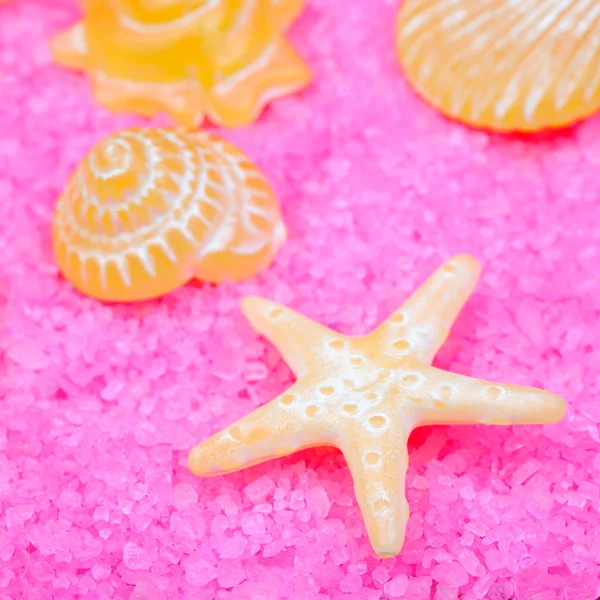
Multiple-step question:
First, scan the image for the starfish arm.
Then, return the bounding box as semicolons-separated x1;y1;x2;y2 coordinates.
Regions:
241;296;341;377
188;384;326;477
340;428;411;558
414;366;567;426
377;254;481;363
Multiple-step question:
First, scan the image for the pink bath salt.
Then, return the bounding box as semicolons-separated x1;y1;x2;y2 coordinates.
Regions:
92;506;110;522
7;340;51;370
306;486;331;519
406;577;433;598
457;549;486;577
434;585;459;600
56;489;83;509
217;558;247;588
243;477;276;504
229;582;280;600
340;572;363;593
183;555;217;587
289;490;305;510
5;505;35;528
91;564;111;582
173;483;199;511
472;574;497;599
431;562;469;588
159;545;182;565
241;513;267;535
313;563;345;588
216;530;247;559
122;542;153;570
371;566;390;586
383;574;409;597
0;0;596;595
483;548;506;571
274;510;294;525
263;540;285;558
358;589;383;600
215;493;240;516
296;509;312;523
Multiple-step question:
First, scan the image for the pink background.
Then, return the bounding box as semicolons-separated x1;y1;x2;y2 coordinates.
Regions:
0;0;599;598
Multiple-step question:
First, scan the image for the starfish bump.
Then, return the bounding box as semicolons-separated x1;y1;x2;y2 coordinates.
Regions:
188;254;566;558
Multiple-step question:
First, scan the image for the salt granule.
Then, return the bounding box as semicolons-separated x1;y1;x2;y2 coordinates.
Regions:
243;476;276;504
183;555;217;587
306;486;331;519
217;558;247;588
122;542;153;571
339;572;363;593
90;564;111;582
431;562;469;588
383;574;409;597
371;566;390;585
241;513;267;535
172;483;199;511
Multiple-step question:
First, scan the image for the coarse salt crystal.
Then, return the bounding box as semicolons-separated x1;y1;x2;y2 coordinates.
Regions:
407;576;433;597
243;476;275;504
371;566;389;585
5;505;35;528
241;513;266;535
122;542;152;570
296;509;311;523
483;548;506;571
472;573;497;599
172;483;198;510
183;555;217;586
7;340;51;370
91;564;111;582
431;561;469;587
217;558;246;588
159;545;182;565
289;490;305;510
457;548;486;577
340;572;363;593
306;486;331;519
434;585;459;600
383;574;409;597
216;530;247;559
100;379;125;402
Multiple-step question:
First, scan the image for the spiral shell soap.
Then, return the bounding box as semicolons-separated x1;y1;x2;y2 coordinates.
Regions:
52;128;286;302
396;0;600;132
51;0;311;128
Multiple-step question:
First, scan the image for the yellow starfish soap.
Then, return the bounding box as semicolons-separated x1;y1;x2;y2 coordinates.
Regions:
396;0;600;132
51;0;311;128
52;128;286;302
189;255;566;557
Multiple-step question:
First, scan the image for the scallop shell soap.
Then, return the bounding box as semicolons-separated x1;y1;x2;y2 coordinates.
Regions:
396;0;600;132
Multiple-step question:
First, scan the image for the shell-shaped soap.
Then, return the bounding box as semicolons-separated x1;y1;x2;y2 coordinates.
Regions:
52;128;286;302
51;0;311;128
396;0;600;132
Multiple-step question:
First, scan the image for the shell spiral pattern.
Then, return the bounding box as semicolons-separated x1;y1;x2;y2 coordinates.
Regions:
396;0;600;132
53;128;286;302
51;0;311;127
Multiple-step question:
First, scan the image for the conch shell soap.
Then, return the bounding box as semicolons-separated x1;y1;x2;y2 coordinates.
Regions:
52;128;286;301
